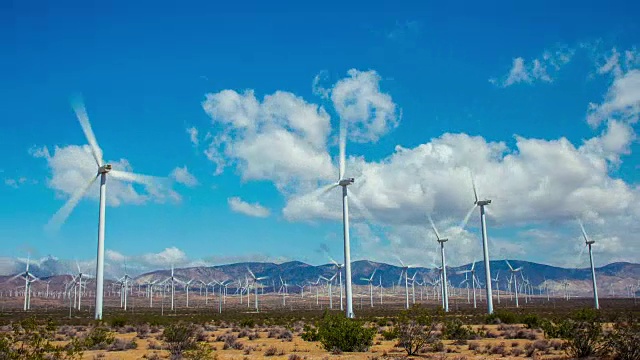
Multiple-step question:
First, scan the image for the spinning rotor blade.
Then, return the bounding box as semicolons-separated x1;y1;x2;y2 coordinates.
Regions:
46;174;99;232
459;204;477;231
427;214;441;240
110;170;163;186
338;117;347;180
71;97;104;167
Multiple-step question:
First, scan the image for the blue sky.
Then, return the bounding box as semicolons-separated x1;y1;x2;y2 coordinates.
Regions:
1;0;640;275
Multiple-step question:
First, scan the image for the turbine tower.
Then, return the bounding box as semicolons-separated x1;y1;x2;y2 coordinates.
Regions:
359;269;376;307
428;215;449;312
329;256;345;311
505;260;523;308
460;172;494;314
9;254;39;311
578;219;600;310
46;98;163;320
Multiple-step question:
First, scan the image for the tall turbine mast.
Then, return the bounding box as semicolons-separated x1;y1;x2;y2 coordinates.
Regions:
428;215;449;312
46;98;163;320
578;219;600;310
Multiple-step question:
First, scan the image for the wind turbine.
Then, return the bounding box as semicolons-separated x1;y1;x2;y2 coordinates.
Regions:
73;261;93;311
160;265;182;311
302;116;371;318
458;261;479;308
505;260;523;308
428;215;449;312
329;256;344;311
359;269;376;307
319;273;338;309
8;255;39;311
46;98;164;320
247;267;268;312
460;172;495;314
578;219;600;310
492;270;501;304
396;257;414;309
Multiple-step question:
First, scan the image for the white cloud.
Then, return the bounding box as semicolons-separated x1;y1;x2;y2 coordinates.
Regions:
202;88;334;188
497;46;574;87
587;69;640;127
228;196;270;218
106;249;126;262
4;177;28;188
140;247;188;267
186;127;199;148
330;69;400;142
170;165;199;187
31;144;181;207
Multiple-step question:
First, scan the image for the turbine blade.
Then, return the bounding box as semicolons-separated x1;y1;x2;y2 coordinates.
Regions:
577;218;589;243
470;171;479;203
348;191;376;223
427;214;441;240
46;174;99;232
338;117;347;180
71;97;103;167
247;267;256;279
459;204;477;230
76;260;81;274
577;244;587;266
505;260;514;271
109;170;162;186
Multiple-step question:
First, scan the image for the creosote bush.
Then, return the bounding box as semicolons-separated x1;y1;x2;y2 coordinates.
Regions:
395;305;441;356
163;323;198;359
316;311;376;352
0;317;84;360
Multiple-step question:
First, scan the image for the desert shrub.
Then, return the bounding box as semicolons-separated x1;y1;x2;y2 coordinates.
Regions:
605;321;640;360
443;318;477;341
485;310;519;324
247;331;260;340
490;343;506;355
562;309;607;359
288;354;302;360
239;318;255;328
468;342;480;351
510;347;524;356
0;317;84;359
394;306;440;355
523;314;542;329
540;318;573;339
237;329;249;338
316;312;376;352
163;323;198;359
147;340;163;350
264;345;284;356
108;338;137;351
533;339;550;351
184;342;216;360
83;326;116;350
278;329;293;341
301;325;320;342
381;328;398;340
136;323;151;339
108;316;127;328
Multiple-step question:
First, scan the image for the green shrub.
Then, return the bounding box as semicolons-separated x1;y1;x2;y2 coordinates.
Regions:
485;310;519;324
317;312;376;352
83;326;115;350
443;318;477;341
605;321;640;360
300;325;320;342
108;316;127;328
380;328;398;340
522;314;541;329
558;309;606;358
395;307;440;355
184;342;216;360
163;323;198;359
239;318;255;328
0;317;84;359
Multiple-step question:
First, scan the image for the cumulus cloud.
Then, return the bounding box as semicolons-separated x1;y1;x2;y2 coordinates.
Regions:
197;66;640;267
202;89;334;188
330;69;400;142
170;166;199;187
228;196;270;218
186;127;199;148
587;69;640;127
495;45;574;87
4;177;29;188
31;144;181;207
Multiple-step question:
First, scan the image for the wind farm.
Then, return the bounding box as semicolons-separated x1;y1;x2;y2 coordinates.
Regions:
3;3;640;358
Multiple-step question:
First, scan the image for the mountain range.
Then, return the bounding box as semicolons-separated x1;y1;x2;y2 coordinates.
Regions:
2;258;638;297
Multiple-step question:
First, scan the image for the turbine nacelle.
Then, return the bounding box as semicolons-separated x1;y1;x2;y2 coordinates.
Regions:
437;238;449;243
339;178;354;186
586;240;595;245
476;199;491;206
98;164;112;174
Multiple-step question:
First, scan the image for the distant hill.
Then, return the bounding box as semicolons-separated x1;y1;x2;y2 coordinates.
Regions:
2;258;638;297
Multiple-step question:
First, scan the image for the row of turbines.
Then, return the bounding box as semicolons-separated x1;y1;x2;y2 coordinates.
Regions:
37;98;610;320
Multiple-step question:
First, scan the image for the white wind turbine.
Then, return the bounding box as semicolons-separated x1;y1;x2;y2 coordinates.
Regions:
329;256;345;311
247;267;268;312
319;272;338;309
46;98;164;320
396;257;414;309
578;219;600;310
459;172;495;314
505;260;523;308
73;261;92;311
428;215;450;312
8;254;39;311
458;261;480;308
160;265;182;311
359;269;377;307
303;117;372;318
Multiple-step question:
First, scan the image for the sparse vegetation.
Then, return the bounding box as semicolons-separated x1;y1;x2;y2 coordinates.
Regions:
316;312;376;352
